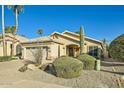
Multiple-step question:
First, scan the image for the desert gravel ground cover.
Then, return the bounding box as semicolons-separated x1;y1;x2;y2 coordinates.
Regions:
0;59;123;88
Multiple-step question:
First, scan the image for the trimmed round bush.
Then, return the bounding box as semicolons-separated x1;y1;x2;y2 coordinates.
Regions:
77;54;96;70
109;34;124;62
52;56;83;79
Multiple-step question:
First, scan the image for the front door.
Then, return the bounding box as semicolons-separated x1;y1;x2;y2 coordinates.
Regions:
69;47;74;56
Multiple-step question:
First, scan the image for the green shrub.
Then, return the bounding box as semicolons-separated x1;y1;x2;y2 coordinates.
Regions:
0;56;12;62
77;54;96;70
0;56;18;62
109;34;124;62
53;56;83;79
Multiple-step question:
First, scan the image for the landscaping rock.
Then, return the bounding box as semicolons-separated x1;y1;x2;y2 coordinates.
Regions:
39;63;49;70
120;76;124;80
18;65;28;72
27;64;38;71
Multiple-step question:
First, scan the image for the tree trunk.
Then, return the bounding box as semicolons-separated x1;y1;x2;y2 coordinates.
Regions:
11;8;18;56
80;26;85;54
15;8;18;32
2;5;7;56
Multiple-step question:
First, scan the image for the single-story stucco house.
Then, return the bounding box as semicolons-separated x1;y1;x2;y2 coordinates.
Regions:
0;31;103;63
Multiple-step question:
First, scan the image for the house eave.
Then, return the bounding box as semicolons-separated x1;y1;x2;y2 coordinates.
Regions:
51;31;103;45
62;30;103;44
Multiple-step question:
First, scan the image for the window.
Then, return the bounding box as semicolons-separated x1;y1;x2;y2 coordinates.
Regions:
89;46;98;57
26;47;42;50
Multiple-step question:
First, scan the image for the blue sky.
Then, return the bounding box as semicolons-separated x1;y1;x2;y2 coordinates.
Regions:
0;5;124;43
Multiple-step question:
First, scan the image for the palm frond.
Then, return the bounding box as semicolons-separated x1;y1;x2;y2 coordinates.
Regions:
20;5;24;12
7;5;13;9
5;26;16;35
14;5;24;14
5;26;12;33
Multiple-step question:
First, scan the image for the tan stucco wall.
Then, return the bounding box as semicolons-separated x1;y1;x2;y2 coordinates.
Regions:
0;41;12;56
0;33;30;56
51;33;103;54
6;41;12;56
60;45;66;56
50;44;59;59
63;32;79;39
0;46;3;56
0;40;21;56
63;32;102;49
86;39;102;50
14;42;21;55
51;34;79;45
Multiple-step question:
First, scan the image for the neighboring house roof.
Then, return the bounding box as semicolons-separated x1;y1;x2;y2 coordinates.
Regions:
29;36;51;42
21;36;64;45
51;30;103;44
0;33;30;42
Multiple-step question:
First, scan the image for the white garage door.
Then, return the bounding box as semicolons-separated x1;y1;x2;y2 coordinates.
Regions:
25;47;47;62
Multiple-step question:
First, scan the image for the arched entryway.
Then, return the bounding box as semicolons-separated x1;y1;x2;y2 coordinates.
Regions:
16;44;22;57
66;44;80;57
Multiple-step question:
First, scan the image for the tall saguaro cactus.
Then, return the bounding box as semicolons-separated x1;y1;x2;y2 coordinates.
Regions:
80;26;85;54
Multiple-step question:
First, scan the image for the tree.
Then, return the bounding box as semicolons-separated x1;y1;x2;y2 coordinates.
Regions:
5;26;16;56
5;26;11;33
80;26;85;54
8;5;24;56
1;5;7;56
30;48;43;66
102;38;109;58
37;29;43;37
5;26;16;35
11;26;16;35
109;34;124;62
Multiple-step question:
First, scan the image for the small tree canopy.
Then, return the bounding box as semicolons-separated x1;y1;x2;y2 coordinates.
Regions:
109;34;124;62
37;29;43;36
5;26;16;35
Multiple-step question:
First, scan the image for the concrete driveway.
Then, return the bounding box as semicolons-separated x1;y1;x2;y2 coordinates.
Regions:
0;60;65;88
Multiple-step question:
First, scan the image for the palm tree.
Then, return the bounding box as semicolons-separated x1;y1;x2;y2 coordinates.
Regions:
10;26;16;35
5;26;16;35
8;5;24;56
80;26;85;54
5;26;16;56
37;29;43;37
1;5;7;56
5;26;12;33
8;5;24;32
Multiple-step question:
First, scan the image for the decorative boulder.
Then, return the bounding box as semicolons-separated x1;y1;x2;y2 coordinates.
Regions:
27;64;38;70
